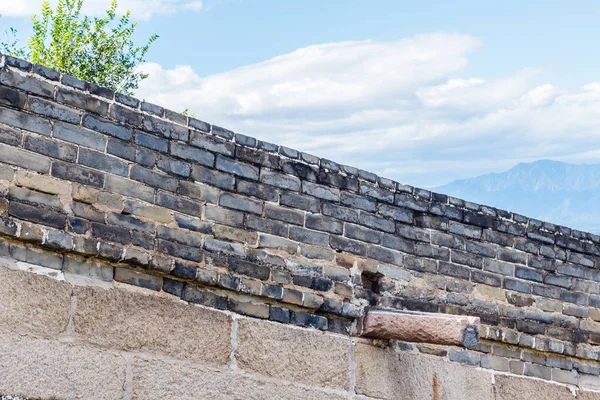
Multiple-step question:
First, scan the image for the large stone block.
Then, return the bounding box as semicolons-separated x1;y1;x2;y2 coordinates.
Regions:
235;318;350;390
132;357;347;400
0;265;71;335
355;342;493;400
73;285;231;365
0;331;126;400
493;375;575;400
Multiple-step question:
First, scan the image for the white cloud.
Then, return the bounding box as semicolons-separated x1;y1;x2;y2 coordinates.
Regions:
136;33;600;187
0;0;202;20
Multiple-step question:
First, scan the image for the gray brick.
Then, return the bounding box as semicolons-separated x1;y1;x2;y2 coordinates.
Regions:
0;124;22;146
52;160;104;188
322;202;358;223
382;234;415;253
429;202;462;220
28;96;81;124
61;74;86;90
498;248;528;265
205;204;244;227
130;165;178;191
190;131;235;156
396;223;430;242
291;311;327;330
264;204;304;225
544;274;572;288
280;192;320;212
237;180;278;201
394;193;428;211
9;244;63;269
367;246;403;266
246;215;289;236
91;222;130;244
524;363;551;380
431;231;464;249
53;121;106;151
230;258;270;280
170;142;214;167
115;93;139;108
345;223;381;244
466;241;497;258
339;191;376;212
83;113;132;141
105;175;154;203
33;64;60;80
0;105;51;136
305;213;343;234
504;278;532;294
260;170;301;191
220;192;263;214
109;103;142;126
143;114;188;140
157;191;202;216
451;250;483;268
448;350;479;366
484;259;514;276
569;252;595;268
188;117;210;132
0;85;27;108
141;101;164;116
157;239;202;262
472;270;502;287
439;262;470;279
157;225;202;247
0;69;53;97
174;214;211;234
258;234;298;253
204;237;244;256
235;133;256;147
236;146;280;169
301;181;339;201
157;155;191;177
9;186;62;209
359;211;395;233
115;268;162;291
182;285;227;309
191;164;235;190
556;263;585;278
134;131;168;152
282;161;318;181
289;226;329;246
216;155;259;180
449;221;482;239
515;266;544;282
79;148;129;176
211;125;234;140
359;182;393;203
330;236;367;256
107;212;154;233
9;202;66;229
24;134;77;162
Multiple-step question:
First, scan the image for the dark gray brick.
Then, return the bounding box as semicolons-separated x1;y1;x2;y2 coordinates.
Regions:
158;239;203;262
110;103;142;126
484;259;514;276
429;202;463;220
448;350;479;366
359;212;395;233
28;96;81;124
91;222;130;244
5;56;32;70
135;131;168;152
115;93;139;108
171;261;198;280
439;262;470;279
205;204;244;227
515;266;544;282
182;285;227;310
0;143;50;172
260;170;301;191
498;248;528;265
504;278;532;294
382;234;415;253
230;258;270;280
33;64;60;80
306;213;343;234
301;181;339;201
24;134;77;162
544;274;572;289
175;214;212;234
281;161;318;181
330;236;367;256
211;125;234;140
190;131;235;156
107;139;135;161
246;215;289;236
414;243;450;260
466;241;497;258
143;114;188;141
359;183;393;203
170;142;214;167
291;311;327;330
83;114;132;141
378;204;413;223
157;191;202;216
9;202;66;229
130;165;178;191
322;203;358;223
394;193;428;211
107;212;154;233
289;226;329;246
141;101;164;116
61;74;86;90
220;192;263;214
0;105;51;136
9;186;62;209
52;160;104;188
178;181;219;203
280;192;320;212
79;148;129;176
216;155;259;180
264;204;304;225
449;221;482;239
340;191;376;212
158;226;202;247
0;86;27;108
345;223;381;244
367;245;403;266
53;121;105;150
396;224;430;242
472;270;502;287
157;155;191;177
556;263;585;278
0;124;22;146
237;180;278;201
191;165;235;190
189;117;210;132
0;69;53;97
235;133;256;147
237;146;280;169
431;231;464;249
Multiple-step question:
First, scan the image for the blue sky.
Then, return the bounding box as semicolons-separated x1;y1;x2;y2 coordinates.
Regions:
2;0;600;188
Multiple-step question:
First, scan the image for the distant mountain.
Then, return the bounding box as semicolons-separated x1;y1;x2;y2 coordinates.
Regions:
434;160;600;233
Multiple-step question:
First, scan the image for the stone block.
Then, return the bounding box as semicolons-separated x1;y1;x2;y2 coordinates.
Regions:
493;375;574;400
0;265;71;335
53;121;106;151
0;142;51;173
83;113;132;140
24;134;78;162
73;284;231;364
216;155;259;180
235;318;350;390
0;331;126;400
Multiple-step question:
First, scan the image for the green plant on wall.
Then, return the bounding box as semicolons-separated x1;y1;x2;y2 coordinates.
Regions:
1;0;158;95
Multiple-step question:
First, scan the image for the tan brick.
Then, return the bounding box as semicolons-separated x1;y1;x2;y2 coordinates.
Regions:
72;182;100;203
73;285;231;365
213;223;258;244
0;331;126;400
132;357;347;400
125;199;174;223
355;342;493;400
0;265;71;335
235;318;350;390
14;170;71;196
493;375;574;400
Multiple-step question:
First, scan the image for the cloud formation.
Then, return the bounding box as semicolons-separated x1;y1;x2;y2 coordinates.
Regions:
0;0;202;20
135;33;600;187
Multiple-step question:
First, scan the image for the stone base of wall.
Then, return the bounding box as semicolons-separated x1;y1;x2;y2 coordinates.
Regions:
1;261;600;400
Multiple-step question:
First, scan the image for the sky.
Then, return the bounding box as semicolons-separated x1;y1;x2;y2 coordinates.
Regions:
2;0;600;188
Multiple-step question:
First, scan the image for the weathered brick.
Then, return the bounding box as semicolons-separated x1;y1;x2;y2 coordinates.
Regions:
359;212;395;233
105;175;155;203
53;121;106;151
264;204;304;225
9;186;62;209
79;148;129;176
280;192;320;212
204;237;244;256
0;69;53;98
178;180;219;203
330;236;367;256
107;212;154;233
52;160;105;188
220;192;263;214
345;223;381;244
175;214;211;233
216;155;259;180
484;259;514;276
504;278;532;294
190;131;235;156
83;113;132;141
131;165;178;192
281;161;318;181
246;215;289;236
340;191;376;212
289;226;329;246
157;155;191;177
114;268;162;291
134;131;168;152
230;258;270;280
0;85;27;108
24;134;77;162
359;182;393;203
367;245;403;266
182;285;227;309
91;222;131;244
170;142;214;167
191;165;235;190
438;262;470;279
301;181;339;201
142;115;188;141
157;239;203;262
414;243;450;260
448;350;480;366
305;213;342;234
259;169;300;191
0;124;22;146
29;96;81;124
237;146;280;169
0;110;53;143
56;87;109;115
449;221;482;239
258;234;297;253
472;270;502;287
237;180;279;201
381;234;415;253
155;191;201;216
33;63;60;80
322;202;358;223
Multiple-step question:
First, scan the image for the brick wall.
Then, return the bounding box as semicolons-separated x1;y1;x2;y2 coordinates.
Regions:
2;53;600;398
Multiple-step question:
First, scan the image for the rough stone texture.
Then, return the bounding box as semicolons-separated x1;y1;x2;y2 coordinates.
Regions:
0;331;126;400
0;264;71;335
132;357;347;400
355;342;494;400
493;375;576;400
235;318;350;390
73;284;231;365
362;309;480;347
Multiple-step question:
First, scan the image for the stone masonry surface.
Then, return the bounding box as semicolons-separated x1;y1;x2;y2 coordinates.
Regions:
4;54;600;396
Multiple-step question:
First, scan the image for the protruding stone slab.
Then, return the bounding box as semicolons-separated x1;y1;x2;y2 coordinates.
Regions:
361;308;480;348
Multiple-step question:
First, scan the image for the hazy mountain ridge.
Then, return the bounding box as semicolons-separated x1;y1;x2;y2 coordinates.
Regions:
435;160;600;233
